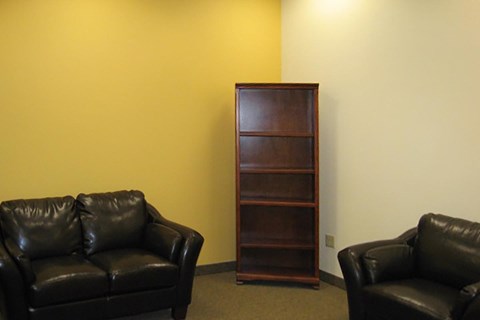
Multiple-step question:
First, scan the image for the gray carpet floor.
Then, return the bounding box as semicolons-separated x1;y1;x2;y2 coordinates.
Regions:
118;271;348;320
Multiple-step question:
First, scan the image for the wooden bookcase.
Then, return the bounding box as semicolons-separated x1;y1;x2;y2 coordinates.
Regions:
235;83;319;288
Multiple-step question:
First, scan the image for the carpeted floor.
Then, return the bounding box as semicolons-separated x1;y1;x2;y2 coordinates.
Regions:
118;271;348;320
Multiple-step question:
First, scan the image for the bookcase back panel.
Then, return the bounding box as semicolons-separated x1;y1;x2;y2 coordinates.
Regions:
239;248;315;275
240;206;314;244
238;89;314;133
240;173;314;202
239;136;313;169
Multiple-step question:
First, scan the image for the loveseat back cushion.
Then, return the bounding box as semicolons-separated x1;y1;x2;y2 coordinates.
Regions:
77;190;147;255
415;213;480;289
0;196;82;260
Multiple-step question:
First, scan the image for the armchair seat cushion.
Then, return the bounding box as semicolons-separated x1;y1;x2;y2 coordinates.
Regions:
364;278;458;320
29;255;108;308
89;248;178;294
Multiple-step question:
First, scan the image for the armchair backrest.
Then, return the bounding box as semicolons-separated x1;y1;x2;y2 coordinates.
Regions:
77;190;147;255
415;213;480;289
0;196;82;259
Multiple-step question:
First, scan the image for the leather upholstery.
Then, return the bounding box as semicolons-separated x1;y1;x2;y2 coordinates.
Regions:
463;296;480;320
29;255;108;307
0;196;81;259
338;236;415;320
362;244;414;284
364;278;458;320
4;237;35;284
415;213;480;289
452;281;480;319
0;190;204;320
77;191;147;255
144;223;183;262
146;203;204;308
29;298;106;320
0;241;29;320
89;248;178;293
338;213;480;320
106;288;176;319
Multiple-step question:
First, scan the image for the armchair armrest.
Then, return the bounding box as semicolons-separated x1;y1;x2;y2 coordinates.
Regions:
337;227;417;320
144;223;183;262
362;244;414;284
398;227;418;246
453;281;480;319
0;240;29;320
146;203;204;309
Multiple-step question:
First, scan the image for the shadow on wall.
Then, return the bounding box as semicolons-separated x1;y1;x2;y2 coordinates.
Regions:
205;99;236;263
319;91;340;273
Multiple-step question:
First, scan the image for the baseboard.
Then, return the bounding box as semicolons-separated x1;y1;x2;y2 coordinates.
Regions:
320;270;345;290
195;261;236;275
196;261;345;290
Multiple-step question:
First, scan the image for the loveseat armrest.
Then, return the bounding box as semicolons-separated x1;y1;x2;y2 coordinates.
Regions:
0;241;29;320
452;281;480;319
144;223;183;262
337;227;417;320
146;204;204;308
4;238;35;284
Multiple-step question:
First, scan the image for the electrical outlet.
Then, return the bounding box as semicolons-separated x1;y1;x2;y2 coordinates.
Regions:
325;234;335;248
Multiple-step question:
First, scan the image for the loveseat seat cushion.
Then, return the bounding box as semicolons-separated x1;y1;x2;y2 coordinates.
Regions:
88;248;178;294
29;255;108;308
77;190;147;255
363;278;458;320
0;196;82;260
415;213;480;289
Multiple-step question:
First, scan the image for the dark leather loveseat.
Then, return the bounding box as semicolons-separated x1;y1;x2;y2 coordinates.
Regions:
0;190;204;320
338;213;480;320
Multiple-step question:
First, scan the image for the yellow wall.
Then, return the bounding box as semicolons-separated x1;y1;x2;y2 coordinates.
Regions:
0;0;281;265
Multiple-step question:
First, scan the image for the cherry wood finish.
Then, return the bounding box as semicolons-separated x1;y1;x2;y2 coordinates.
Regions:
235;83;319;287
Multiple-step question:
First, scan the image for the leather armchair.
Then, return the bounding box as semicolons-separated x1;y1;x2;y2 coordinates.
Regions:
338;213;480;320
0;190;203;320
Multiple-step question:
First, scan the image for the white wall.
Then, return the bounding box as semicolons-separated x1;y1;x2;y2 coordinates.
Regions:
282;0;480;277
